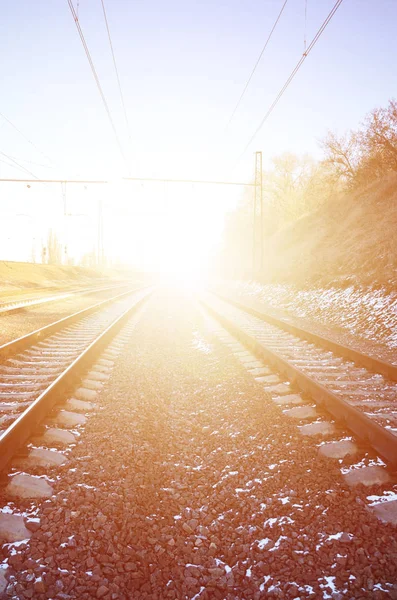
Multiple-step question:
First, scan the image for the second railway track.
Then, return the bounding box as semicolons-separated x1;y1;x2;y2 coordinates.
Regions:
202;292;397;467
0;286;151;473
0;283;130;316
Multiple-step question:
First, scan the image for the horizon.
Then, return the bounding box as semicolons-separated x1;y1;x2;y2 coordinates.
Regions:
0;0;396;269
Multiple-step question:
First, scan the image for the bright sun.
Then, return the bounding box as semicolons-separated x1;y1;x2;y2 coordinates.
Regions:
2;179;241;273
103;182;237;279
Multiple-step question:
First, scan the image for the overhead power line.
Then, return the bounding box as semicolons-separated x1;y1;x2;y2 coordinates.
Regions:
0;178;107;184
123;176;254;186
226;0;289;128
0;176;254;187
0;150;38;179
100;0;132;143
0;112;54;167
303;0;308;53
239;0;344;160
0;157;27;174
2;154;54;169
66;0;128;168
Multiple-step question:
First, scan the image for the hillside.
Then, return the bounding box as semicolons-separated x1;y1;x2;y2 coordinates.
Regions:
0;262;119;295
261;174;397;288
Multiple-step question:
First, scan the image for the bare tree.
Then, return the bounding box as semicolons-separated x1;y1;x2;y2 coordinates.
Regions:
80;249;97;268
320;130;361;185
264;153;305;224
361;99;397;173
47;229;62;264
218;98;397;279
30;241;36;264
321;100;397;190
264;153;333;226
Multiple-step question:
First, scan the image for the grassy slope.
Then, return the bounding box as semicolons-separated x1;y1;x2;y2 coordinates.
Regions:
263;174;397;288
0;261;112;291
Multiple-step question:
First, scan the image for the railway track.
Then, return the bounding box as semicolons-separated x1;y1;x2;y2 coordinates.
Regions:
202;292;397;467
0;282;130;316
1;290;396;598
0;286;151;473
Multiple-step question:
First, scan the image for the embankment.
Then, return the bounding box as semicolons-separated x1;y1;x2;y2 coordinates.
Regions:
262;173;397;289
0;262;117;294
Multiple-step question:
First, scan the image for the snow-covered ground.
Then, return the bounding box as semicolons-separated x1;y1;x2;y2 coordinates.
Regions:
215;281;397;363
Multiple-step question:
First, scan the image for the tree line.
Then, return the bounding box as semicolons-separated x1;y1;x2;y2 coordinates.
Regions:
322;99;397;189
218;99;397;276
268;98;397;227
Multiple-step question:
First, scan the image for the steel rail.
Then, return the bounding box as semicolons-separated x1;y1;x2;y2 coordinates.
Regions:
212;291;397;382
0;283;98;304
0;282;129;316
202;299;397;466
0;287;144;360
0;282;124;305
0;290;151;472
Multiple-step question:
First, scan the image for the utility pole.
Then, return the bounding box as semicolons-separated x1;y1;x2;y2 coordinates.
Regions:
97;198;104;268
61;181;67;265
253;151;263;275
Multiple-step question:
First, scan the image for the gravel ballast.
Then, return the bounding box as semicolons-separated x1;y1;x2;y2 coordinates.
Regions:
1;290;397;599
0;287;132;346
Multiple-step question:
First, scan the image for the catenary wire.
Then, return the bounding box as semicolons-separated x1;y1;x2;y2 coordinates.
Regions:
66;0;128;169
304;0;308;53
2;154;54;169
0;157;28;175
226;0;289;128
0;112;54;167
238;0;344;160
100;0;132;144
0;150;38;179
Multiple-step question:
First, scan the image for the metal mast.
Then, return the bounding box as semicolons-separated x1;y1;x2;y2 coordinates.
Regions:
253;151;263;274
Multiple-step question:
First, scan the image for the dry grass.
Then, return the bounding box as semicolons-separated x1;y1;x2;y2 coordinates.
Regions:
0;262;107;292
263;173;397;288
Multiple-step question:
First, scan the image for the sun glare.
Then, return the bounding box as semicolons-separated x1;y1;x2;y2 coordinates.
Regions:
102;183;235;276
0;179;240;276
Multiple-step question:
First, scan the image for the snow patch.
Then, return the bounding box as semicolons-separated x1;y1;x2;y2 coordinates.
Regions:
367;490;397;505
259;575;271;591
257;538;271;549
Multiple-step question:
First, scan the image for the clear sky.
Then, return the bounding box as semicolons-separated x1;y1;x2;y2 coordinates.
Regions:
0;0;396;267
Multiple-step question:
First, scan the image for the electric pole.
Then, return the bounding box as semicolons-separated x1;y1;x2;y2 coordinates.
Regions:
61;181;67;265
253;151;263;275
97;198;104;268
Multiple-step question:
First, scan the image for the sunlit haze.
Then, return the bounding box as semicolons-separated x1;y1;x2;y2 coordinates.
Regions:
0;2;396;596
0;0;396;274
